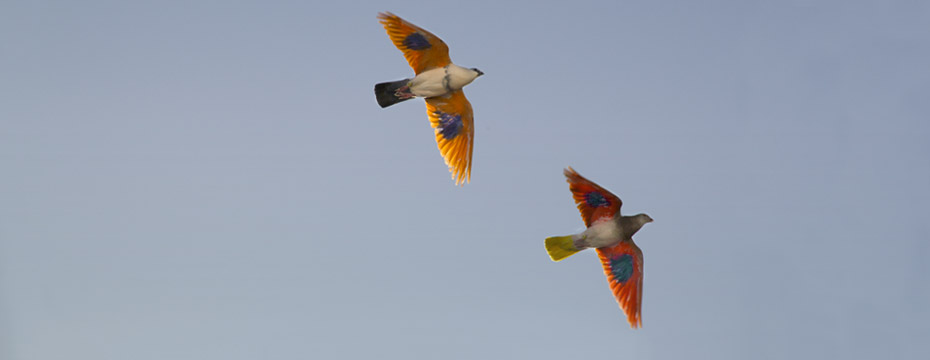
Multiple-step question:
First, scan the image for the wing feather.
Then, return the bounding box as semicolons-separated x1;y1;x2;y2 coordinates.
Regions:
426;90;474;185
563;167;623;226
596;241;644;328
378;12;452;74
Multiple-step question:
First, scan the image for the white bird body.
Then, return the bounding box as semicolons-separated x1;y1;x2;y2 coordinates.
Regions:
409;64;482;98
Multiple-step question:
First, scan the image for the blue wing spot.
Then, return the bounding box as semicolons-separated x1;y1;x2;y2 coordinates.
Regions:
403;33;432;50
610;254;634;283
585;192;609;207
437;112;463;140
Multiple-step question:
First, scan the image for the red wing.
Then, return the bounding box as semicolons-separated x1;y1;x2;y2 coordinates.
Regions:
378;12;452;74
426;90;474;185
596;241;644;328
564;167;622;227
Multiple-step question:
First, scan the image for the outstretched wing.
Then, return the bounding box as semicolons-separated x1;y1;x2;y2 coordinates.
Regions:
426;90;474;185
378;12;451;74
564;167;622;227
596;241;644;328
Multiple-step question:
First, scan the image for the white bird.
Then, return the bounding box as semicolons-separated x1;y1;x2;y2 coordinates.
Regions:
374;12;484;185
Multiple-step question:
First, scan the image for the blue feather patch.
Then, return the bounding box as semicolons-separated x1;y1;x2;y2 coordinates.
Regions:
437;112;463;140
585;192;609;207
403;33;432;50
609;254;634;283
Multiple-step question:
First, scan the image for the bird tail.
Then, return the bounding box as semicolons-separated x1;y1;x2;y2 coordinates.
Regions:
374;79;414;108
545;235;581;262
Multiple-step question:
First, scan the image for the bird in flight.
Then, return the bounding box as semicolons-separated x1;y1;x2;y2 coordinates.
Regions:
375;12;484;186
545;167;654;328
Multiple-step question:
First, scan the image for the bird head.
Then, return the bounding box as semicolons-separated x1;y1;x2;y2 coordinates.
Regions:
637;213;654;225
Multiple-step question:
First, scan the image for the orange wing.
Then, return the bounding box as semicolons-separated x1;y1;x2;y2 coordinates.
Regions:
378;12;451;74
426;90;474;185
596;241;644;328
564;167;622;227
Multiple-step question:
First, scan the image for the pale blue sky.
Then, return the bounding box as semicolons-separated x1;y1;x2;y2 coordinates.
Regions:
2;1;929;359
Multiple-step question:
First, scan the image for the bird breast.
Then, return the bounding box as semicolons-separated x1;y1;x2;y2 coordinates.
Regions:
444;64;478;90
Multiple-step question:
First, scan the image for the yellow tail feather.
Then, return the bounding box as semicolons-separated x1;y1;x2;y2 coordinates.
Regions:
545;236;581;262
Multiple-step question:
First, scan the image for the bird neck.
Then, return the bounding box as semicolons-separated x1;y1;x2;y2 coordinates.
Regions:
444;64;478;90
620;216;644;237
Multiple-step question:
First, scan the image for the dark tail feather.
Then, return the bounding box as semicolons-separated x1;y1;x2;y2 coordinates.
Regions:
374;79;413;108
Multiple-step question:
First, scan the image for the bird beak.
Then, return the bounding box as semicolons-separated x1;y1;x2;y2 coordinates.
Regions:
476;69;484;76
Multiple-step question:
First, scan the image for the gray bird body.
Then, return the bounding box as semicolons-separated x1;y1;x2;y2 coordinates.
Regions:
573;213;653;249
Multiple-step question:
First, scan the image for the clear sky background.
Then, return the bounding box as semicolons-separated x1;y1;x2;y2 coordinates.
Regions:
2;0;929;359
